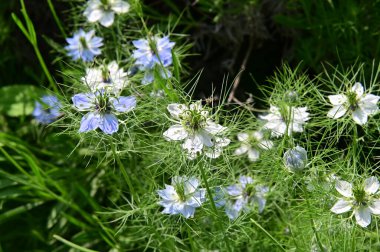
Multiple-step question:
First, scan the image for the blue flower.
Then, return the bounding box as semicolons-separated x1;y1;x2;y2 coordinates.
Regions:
65;29;103;62
157;176;206;218
32;95;61;124
132;36;175;84
72;91;136;134
223;176;269;220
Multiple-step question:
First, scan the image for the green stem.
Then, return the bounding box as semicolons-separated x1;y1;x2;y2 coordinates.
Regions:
53;235;100;252
111;145;138;203
33;44;59;93
47;0;67;37
198;163;231;252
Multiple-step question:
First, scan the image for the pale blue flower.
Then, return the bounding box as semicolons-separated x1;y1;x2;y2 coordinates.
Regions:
32;95;61;124
223;176;269;220
65;29;103;62
72;91;136;134
132;36;174;84
283;146;308;172
157;176;206;218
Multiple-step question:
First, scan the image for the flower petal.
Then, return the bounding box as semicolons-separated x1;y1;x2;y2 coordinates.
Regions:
72;93;95;111
79;112;100;132
163;125;188;141
99;11;115;27
351;82;364;98
352;107;368;125
359;94;380;115
327;105;347;119
330;198;352;214
369;199;380;214
234;145;249;155
111;96;136;112
247;148;260;162
328;94;348;106
237;132;249;142
167;103;187;119
99;114;119;134
111;0;130;13
364;176;380;195
335;180;353;197
184;177;199;195
354;207;371;227
204;121;225;135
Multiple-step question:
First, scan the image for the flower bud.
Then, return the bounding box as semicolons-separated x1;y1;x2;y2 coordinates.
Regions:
283;146;308;172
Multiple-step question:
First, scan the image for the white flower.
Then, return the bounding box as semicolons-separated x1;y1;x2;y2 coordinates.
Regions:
157;176;206;218
234;131;273;162
331;177;380;227
327;82;380;125
163;101;229;159
221;176;269;220
84;0;130;27
260;105;310;137
82;61;128;95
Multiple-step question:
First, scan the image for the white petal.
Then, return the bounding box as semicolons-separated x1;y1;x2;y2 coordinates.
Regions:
111;0;130;13
369;199;380;214
328;94;348;105
237;132;249;142
197;130;213;147
352;107;368;125
364;176;380;194
354;207;371;227
184;177;199;195
163;125;188;141
252;131;263;141
234;145;249;155
247;148;260;162
330;198;352;214
327;105;347;119
167;103;186;119
359;94;380;115
335;180;353;197
99;11;115;27
258;140;273;150
85;9;104;23
204;121;225;135
351;82;364;98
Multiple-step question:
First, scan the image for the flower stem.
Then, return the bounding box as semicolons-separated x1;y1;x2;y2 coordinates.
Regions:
198;162;232;252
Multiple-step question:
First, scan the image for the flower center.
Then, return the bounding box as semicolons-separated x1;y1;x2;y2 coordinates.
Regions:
347;92;358;111
244;184;256;198
100;0;110;9
180;110;207;133
79;37;88;49
174;184;187;202
353;188;367;206
95;93;112;113
101;67;112;83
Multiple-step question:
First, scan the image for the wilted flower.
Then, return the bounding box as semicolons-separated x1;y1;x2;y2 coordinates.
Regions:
283;146;308;172
32;95;61;124
234;131;273;162
163;101;229;159
331;177;380;227
82;61;128;94
260;105;310;137
132;36;175;84
84;0;130;27
327;82;380;125
65;29;103;62
221;176;269;220
157;176;206;218
72;90;136;134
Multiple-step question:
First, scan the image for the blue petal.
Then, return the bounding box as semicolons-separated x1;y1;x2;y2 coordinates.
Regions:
79;112;100;132
111;96;136;112
142;71;154;85
72;93;95;111
99;113;118;134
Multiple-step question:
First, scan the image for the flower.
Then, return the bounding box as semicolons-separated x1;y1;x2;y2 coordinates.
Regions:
283;146;308;172
327;82;380;125
82;61;128;94
157;176;206;218
163;101;229;159
65;29;103;62
222;176;269;220
234;131;273;162
204;137;231;159
331;177;380;227
260;105;310;137
32;95;61;124
132;36;175;84
84;0;130;27
72;90;136;134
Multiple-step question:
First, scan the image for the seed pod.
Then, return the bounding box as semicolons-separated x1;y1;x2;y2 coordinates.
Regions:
283;146;308;172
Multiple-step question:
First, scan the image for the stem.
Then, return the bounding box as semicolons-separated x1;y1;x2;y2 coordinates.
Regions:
53;235;100;252
250;218;286;252
198;163;231;252
47;0;67;38
33;44;59;93
111;144;138;203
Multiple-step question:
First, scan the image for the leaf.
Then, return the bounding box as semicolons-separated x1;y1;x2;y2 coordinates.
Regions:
0;84;45;117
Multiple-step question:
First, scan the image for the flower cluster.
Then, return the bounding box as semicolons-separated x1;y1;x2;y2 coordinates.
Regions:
163;101;230;159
